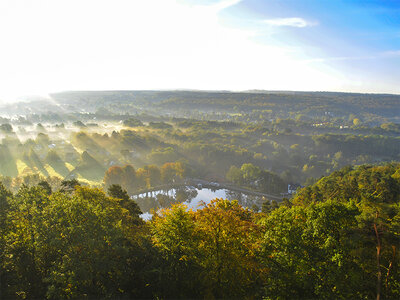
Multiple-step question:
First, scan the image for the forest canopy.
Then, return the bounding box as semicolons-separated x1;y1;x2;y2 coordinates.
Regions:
0;163;399;299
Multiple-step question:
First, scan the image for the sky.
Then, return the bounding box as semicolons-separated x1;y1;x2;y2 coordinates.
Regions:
0;0;399;101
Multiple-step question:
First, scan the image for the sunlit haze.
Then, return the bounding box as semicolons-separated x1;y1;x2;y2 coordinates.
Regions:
0;0;399;102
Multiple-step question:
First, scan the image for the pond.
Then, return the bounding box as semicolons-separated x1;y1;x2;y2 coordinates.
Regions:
135;186;268;220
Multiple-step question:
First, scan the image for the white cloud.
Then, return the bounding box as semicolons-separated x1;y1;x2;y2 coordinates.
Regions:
208;0;242;12
304;55;377;63
306;50;400;63
263;17;317;28
382;50;400;57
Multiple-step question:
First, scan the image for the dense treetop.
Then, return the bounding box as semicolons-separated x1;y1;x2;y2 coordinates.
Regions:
0;163;399;299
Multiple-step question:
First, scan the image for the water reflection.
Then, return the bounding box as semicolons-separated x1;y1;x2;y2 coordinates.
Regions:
225;190;265;211
135;186;266;219
135;186;199;213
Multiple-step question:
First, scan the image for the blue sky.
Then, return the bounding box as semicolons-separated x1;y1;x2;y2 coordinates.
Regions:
0;0;399;101
221;0;400;88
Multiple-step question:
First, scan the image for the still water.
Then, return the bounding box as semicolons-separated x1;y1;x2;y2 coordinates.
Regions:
136;186;266;220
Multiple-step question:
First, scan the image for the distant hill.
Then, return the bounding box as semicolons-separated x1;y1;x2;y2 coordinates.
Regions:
47;90;400;123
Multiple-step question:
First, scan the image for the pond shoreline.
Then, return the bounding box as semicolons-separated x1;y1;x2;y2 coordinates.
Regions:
136;185;278;220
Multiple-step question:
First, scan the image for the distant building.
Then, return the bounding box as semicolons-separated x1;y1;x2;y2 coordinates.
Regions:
288;183;303;195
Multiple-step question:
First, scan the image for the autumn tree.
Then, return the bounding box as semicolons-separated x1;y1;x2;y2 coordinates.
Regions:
194;199;264;298
160;162;186;184
103;165;124;187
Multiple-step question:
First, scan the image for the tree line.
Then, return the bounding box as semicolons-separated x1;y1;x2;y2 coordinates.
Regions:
0;163;399;299
104;162;188;194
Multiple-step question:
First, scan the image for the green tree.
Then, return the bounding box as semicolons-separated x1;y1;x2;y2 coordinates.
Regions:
151;204;202;298
260;201;365;299
3;185;50;298
240;163;261;185
0;183;13;298
60;178;80;193
226;165;243;185
107;184;142;220
38;180;52;195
